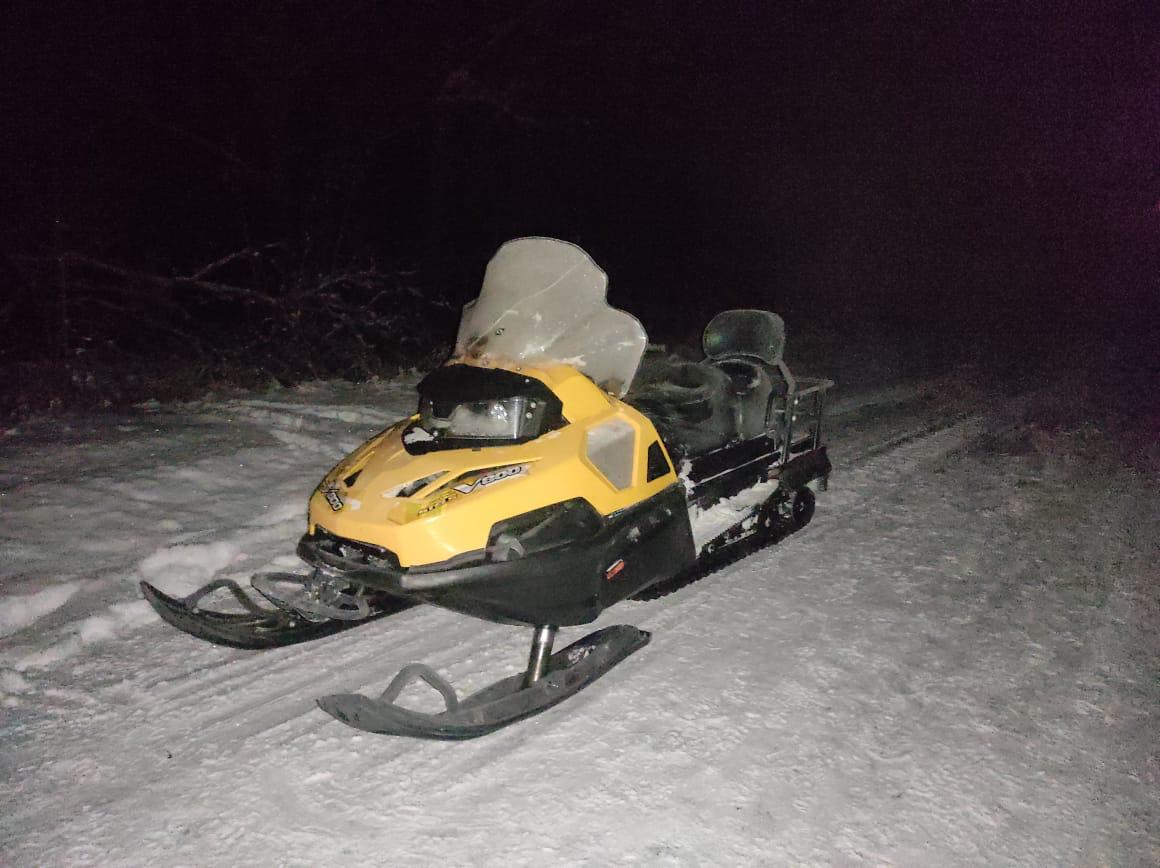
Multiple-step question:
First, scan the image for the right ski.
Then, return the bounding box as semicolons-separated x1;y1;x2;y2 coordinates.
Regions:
317;625;650;739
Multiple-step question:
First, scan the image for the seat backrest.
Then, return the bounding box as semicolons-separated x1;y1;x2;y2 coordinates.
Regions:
710;358;775;440
703;310;785;366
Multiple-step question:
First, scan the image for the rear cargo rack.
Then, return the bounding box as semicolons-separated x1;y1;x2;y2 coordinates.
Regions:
778;376;834;463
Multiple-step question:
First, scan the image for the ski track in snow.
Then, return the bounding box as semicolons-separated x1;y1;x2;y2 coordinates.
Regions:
1;374;1157;866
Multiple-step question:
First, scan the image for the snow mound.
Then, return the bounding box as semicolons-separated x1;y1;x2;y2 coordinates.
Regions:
138;541;244;596
0;583;81;639
76;601;155;643
12;600;158;672
1;668;32;694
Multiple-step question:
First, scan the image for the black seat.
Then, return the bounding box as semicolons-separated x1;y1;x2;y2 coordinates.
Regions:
709;358;776;441
626;311;791;459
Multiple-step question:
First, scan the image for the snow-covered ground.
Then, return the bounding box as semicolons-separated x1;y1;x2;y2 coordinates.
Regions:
1;363;1157;866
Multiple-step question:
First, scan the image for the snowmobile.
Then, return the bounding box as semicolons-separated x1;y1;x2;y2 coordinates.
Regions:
141;237;833;739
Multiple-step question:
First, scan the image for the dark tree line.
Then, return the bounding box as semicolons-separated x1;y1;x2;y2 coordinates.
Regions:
2;3;1155;415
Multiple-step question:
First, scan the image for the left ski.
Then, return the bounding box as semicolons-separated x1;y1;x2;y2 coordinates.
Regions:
317;625;651;739
140;578;407;650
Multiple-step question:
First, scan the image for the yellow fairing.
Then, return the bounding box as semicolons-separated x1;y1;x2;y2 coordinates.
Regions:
307;362;678;567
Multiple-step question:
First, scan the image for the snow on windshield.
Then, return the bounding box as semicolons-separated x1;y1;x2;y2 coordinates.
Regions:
454;237;647;397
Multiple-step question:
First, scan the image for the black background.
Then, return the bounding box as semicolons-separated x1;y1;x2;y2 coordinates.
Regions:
2;2;1157;402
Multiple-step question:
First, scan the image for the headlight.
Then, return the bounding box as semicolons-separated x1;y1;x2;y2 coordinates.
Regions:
419;395;551;441
485;499;602;562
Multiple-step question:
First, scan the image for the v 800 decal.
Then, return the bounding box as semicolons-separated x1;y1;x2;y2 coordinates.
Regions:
416;464;529;516
323;486;344;511
451;463;527;494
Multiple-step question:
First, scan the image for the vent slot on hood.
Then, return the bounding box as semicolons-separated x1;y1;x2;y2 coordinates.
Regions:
391;471;448;499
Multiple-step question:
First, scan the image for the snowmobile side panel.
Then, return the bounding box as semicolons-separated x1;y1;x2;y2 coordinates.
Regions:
686;438;779;510
688;440;831;510
688;433;780;487
139;580;406;649
316;625;650;739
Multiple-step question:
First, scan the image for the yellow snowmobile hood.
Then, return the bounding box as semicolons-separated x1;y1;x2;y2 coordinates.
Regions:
307;362;677;568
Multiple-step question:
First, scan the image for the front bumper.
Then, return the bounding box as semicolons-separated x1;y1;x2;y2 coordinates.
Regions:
298;484;695;627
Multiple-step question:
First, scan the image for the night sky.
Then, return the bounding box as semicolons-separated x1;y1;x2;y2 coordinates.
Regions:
2;2;1157;394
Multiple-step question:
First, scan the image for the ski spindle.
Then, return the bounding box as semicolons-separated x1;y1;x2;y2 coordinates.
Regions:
524;624;558;687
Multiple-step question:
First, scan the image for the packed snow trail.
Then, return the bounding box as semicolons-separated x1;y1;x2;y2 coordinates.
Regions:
1;372;1157;866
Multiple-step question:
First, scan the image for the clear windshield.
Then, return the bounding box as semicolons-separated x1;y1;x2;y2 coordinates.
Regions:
454;238;647;397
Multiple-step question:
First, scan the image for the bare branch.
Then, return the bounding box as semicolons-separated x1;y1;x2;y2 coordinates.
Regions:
185;248;260;281
59;253;280;307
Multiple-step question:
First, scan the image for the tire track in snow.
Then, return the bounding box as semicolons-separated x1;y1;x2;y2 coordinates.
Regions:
130;608;481;740
2;616;478;838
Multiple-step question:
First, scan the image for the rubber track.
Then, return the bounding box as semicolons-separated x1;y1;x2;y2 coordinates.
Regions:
631;520;798;601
